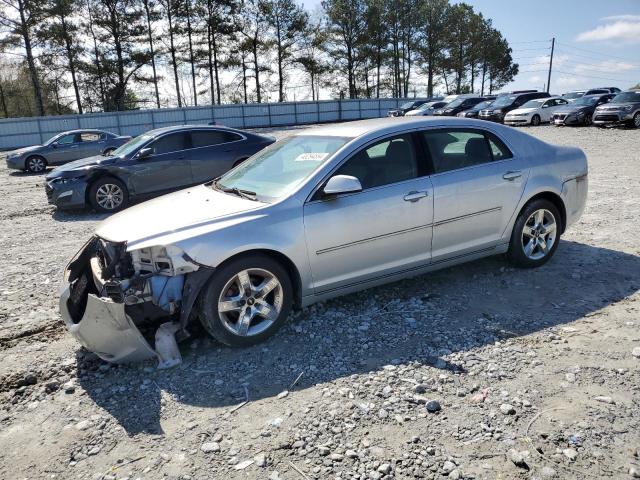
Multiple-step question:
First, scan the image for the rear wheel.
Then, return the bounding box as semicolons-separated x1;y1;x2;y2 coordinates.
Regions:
89;177;129;213
531;114;541;126
198;254;293;347
507;199;561;268
25;156;47;173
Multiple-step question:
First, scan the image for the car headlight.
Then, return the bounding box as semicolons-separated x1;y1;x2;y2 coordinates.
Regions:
623;105;633;112
7;153;20;160
493;109;503;115
52;176;86;184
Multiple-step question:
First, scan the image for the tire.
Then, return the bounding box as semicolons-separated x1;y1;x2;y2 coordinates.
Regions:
198;254;293;347
633;112;640;129
88;177;129;213
25;155;47;173
531;114;541;126
583;113;592;126
506;199;562;268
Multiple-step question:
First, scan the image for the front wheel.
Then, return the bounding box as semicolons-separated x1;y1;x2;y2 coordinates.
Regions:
88;177;129;213
632;112;640;129
583;113;592;126
507;199;561;268
25;156;47;173
198;254;293;347
531;114;541;126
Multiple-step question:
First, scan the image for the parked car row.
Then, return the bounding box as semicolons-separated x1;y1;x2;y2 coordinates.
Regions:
389;88;640;129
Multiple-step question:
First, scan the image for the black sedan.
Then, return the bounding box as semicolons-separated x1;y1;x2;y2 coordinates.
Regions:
552;93;615;126
45;125;275;212
456;100;495;119
432;96;490;116
387;100;430;117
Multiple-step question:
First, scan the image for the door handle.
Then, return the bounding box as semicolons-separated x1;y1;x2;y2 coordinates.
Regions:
503;171;522;181
403;190;429;202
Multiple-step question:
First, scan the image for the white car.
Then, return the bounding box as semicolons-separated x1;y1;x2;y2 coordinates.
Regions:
405;101;448;116
504;97;569;126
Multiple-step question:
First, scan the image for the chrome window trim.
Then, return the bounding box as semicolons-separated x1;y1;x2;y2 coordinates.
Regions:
136;127;247;158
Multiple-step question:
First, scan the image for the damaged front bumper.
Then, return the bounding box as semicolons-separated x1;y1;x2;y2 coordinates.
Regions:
60;286;157;363
61;237;213;365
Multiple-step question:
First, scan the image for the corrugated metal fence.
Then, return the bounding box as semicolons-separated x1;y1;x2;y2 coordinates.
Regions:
0;98;413;150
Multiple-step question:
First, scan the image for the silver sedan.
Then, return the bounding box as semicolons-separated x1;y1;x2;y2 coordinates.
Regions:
60;117;588;363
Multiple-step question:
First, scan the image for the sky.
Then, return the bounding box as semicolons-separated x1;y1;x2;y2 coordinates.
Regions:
305;0;640;95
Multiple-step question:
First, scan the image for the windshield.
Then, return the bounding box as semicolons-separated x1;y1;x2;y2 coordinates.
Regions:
521;99;545;109
400;101;417;109
110;134;151;157
216;135;350;201
563;92;584;100
492;95;517;107
611;91;640;103
444;98;466;109
574;96;599;106
472;100;493;110
43;132;66;146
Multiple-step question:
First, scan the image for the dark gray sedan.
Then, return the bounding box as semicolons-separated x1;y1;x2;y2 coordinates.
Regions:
5;129;131;173
45;125;275;212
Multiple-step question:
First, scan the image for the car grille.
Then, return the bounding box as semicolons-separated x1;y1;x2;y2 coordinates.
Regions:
479;110;491;116
594;114;619;122
553;114;567;121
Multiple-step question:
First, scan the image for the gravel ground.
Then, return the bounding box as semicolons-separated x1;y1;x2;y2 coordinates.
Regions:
0;123;639;480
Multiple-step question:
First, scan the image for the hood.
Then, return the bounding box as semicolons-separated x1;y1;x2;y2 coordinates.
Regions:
554;105;590;115
508;107;538;115
95;185;266;249
46;154;117;179
7;145;42;156
404;110;422;116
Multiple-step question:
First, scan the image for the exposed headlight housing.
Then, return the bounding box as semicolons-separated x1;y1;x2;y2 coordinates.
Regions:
52;176;85;184
130;245;199;276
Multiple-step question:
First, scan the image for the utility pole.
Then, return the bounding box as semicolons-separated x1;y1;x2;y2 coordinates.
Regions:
547;37;555;93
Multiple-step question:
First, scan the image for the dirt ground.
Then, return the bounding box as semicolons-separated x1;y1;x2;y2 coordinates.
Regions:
0;123;639;480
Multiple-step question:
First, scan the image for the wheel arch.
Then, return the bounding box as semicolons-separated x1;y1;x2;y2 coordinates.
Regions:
210;248;303;309
521;191;567;233
25;154;48;170
84;172;128;205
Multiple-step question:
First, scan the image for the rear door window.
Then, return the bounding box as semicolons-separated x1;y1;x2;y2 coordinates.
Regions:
152;132;189;155
421;129;512;174
80;132;101;142
191;130;242;148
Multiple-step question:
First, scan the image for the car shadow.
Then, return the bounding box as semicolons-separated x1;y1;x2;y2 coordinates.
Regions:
77;240;640;435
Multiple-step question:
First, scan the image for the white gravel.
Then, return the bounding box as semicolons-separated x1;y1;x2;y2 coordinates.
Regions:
1;123;639;479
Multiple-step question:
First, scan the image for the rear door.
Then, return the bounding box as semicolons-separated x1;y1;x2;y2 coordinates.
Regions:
128;132;194;196
422;128;529;261
188;129;245;183
78;131;104;158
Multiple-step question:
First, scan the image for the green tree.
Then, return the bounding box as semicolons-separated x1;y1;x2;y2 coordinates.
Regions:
415;0;450;97
0;0;46;114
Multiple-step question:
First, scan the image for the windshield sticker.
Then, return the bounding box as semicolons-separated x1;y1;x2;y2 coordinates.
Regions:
295;152;329;162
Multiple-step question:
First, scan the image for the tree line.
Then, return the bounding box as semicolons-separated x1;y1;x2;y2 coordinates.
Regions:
0;0;518;118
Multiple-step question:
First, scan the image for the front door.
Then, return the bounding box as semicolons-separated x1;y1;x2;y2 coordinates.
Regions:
303;134;434;294
421;128;529;261
128;132;194;196
47;133;82;165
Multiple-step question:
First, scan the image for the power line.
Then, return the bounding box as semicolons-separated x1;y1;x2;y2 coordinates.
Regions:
555;41;640;64
554;49;640;69
553;69;634;83
511;47;552;52
509;39;552;44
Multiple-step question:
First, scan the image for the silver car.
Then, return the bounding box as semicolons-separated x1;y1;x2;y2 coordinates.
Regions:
5;129;131;173
60;117;588;363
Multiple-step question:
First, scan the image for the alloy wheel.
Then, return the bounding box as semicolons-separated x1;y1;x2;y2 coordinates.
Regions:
217;268;283;337
27;157;45;173
521;209;557;261
95;183;124;210
634;113;640;128
584;114;592;126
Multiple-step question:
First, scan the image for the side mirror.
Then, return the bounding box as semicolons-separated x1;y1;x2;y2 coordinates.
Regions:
137;147;153;159
51;143;58;149
322;175;362;197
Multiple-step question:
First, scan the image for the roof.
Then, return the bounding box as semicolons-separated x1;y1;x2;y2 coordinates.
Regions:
294;116;498;139
145;124;245;136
